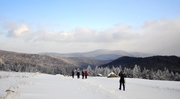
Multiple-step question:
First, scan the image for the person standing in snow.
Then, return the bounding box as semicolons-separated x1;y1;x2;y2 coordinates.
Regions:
82;71;84;79
84;71;88;79
72;70;74;78
77;71;80;79
119;71;126;91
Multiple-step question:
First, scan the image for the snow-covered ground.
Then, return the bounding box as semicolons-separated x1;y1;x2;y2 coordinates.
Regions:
0;71;180;99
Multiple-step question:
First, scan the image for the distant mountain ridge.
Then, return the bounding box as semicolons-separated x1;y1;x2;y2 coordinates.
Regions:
42;49;153;60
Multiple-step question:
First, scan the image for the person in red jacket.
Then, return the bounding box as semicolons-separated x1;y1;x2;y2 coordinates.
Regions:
84;71;88;79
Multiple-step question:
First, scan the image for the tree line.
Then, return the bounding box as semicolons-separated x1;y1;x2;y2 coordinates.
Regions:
0;63;74;75
1;62;180;81
85;65;180;81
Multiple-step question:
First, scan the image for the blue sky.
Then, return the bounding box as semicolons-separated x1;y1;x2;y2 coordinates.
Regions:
1;0;179;30
0;0;180;55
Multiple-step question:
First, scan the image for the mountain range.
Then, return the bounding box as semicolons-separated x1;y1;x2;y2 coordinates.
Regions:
0;49;179;74
42;49;153;60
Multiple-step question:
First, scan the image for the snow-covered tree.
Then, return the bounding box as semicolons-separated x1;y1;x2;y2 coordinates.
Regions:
86;65;93;76
170;71;175;81
133;65;141;78
156;70;165;80
141;67;147;79
103;67;111;76
93;66;103;76
174;72;180;81
111;66;119;75
123;67;132;78
61;67;67;75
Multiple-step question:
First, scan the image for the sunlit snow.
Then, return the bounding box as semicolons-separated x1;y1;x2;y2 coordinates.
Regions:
0;71;180;99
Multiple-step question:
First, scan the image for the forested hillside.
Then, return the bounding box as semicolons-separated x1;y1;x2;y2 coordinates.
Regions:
0;50;105;74
100;56;180;73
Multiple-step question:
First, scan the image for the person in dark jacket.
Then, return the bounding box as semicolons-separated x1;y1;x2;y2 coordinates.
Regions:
77;71;80;79
82;71;84;79
119;71;126;91
72;70;74;78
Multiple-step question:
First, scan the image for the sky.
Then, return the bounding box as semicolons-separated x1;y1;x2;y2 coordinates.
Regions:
0;0;180;55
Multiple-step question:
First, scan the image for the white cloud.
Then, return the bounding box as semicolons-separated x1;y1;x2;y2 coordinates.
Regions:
133;19;180;55
2;22;136;43
3;22;30;38
8;24;29;37
1;19;180;55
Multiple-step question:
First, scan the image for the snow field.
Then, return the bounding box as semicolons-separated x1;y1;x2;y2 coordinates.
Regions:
0;71;180;99
0;71;35;99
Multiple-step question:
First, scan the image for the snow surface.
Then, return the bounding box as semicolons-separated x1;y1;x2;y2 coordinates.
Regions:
0;71;180;99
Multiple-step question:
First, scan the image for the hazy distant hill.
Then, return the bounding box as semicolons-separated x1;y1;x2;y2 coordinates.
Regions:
100;56;180;73
0;50;107;74
43;49;153;60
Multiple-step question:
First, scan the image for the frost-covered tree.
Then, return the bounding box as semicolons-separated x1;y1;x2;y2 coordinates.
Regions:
111;66;119;75
86;65;93;76
124;67;133;78
141;67;147;79
156;70;165;80
165;68;171;80
149;69;156;80
133;65;141;78
98;67;105;76
170;71;175;81
61;67;67;75
93;66;103;76
103;67;111;76
174;72;180;81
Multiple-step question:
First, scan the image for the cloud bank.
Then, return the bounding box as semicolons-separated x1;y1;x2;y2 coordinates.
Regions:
1;19;180;55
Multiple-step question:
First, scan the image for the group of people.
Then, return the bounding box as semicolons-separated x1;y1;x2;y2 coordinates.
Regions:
72;70;88;79
72;70;126;91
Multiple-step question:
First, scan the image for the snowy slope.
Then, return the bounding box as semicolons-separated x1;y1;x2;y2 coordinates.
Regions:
0;71;180;99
